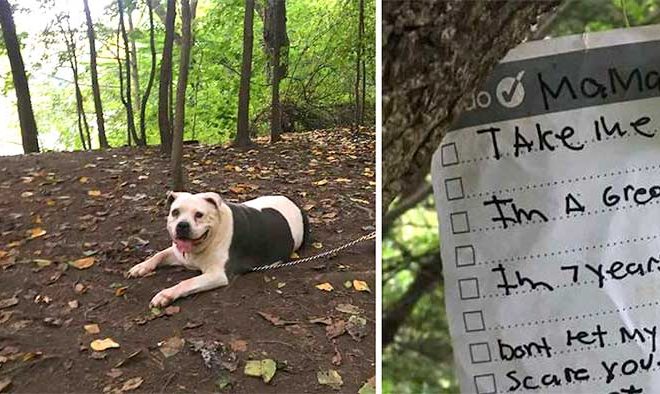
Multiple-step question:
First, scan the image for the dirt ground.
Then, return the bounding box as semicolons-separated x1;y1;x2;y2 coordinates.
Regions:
0;129;375;393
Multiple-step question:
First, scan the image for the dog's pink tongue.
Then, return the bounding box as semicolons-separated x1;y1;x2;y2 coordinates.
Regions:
174;239;194;253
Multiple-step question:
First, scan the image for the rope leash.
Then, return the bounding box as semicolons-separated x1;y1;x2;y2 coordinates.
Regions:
251;231;376;272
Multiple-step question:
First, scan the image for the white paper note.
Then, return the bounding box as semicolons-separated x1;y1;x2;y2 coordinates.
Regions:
432;25;660;394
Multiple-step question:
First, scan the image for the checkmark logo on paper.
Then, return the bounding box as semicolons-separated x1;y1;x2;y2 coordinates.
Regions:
496;70;526;108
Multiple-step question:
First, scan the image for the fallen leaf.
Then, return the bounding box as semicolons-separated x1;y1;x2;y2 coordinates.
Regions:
84;324;100;334
87;190;102;197
69;257;95;270
164;305;180;315
91;338;120;351
159;336;185;358
309;316;332;325
315;282;334;292
79;176;89;184
74;283;87;294
358;376;376;394
33;259;52;268
0;311;12;324
215;371;232;390
244;359;277;383
21;191;34;198
317;369;343;390
346;315;368;341
229;339;248;352
114;286;128;297
313;179;329;186
28;227;46;239
335;303;362;315
257;311;297;326
0;377;11;392
120;377;143;391
68;300;79;309
353;280;371;293
0;296;18;310
312;242;323;249
343;280;352;289
106;368;123;379
326;319;346;339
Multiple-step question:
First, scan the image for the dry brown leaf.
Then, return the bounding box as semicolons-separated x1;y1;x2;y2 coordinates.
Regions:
315;282;334;292
313;179;329;186
87;190;102;197
27;228;46;239
312;242;323;249
0;296;18;310
229;339;248;352
164;305;180;315
257;311;297;326
114;287;128;297
353;280;371;293
159;336;185;358
79;176;89;184
120;377;144;391
70;257;95;270
325;320;346;339
90;338;120;351
84;324;100;334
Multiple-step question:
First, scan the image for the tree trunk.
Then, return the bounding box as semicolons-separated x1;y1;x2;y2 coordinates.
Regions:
83;0;108;149
126;0;143;142
382;1;558;210
0;0;39;153
118;0;142;146
235;0;254;147
62;16;91;150
158;0;176;154
354;0;364;130
359;0;366;126
140;0;157;145
170;0;194;190
268;0;287;143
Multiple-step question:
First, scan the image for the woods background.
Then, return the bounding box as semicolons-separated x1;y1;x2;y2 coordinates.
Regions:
0;0;375;155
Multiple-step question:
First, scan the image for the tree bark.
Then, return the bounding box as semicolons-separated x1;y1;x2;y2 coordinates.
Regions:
382;1;558;210
0;0;39;153
83;0;109;149
170;0;194;190
268;0;287;143
354;0;364;129
140;0;157;145
61;15;92;150
235;0;255;147
126;0;142;142
118;0;142;146
158;0;176;154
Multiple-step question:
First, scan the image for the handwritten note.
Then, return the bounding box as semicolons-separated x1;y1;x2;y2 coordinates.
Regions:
432;26;660;394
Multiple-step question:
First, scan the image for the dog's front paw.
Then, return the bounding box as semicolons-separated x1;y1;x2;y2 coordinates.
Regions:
150;290;175;308
127;261;155;278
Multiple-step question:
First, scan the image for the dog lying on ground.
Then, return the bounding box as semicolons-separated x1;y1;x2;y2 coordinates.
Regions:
127;191;309;307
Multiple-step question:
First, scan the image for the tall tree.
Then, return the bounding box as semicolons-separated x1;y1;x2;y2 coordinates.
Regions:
60;14;92;150
235;0;255;147
158;0;176;154
117;0;143;146
126;0;143;142
170;0;195;190
358;0;365;127
139;0;157;144
83;0;109;149
0;0;39;153
266;0;288;143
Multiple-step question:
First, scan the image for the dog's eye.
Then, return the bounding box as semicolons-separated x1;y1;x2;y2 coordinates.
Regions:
171;209;179;217
195;212;204;219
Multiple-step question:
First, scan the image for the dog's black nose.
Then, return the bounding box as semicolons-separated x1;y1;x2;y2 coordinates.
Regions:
176;221;191;238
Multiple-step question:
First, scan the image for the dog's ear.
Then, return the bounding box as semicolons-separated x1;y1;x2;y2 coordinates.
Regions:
198;192;223;210
166;191;181;207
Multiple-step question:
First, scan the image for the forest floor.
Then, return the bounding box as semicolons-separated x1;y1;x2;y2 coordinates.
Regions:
0;128;375;393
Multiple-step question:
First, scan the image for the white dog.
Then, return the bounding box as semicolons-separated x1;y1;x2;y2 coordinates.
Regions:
127;191;308;307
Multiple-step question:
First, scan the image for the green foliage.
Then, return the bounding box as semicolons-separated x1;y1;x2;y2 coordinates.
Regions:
1;0;375;151
549;0;660;36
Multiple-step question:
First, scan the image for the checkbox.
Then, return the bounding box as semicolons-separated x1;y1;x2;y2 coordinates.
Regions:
455;245;476;267
474;373;496;394
450;211;470;234
445;177;465;201
463;310;485;332
459;278;480;300
469;342;492;364
441;143;459;166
